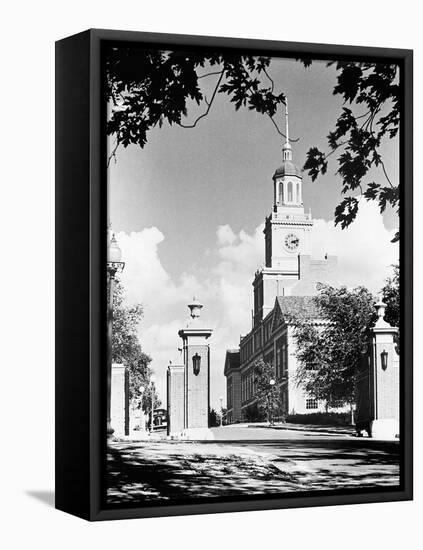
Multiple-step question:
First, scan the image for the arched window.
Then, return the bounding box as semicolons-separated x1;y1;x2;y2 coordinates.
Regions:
287;181;293;202
279;181;283;203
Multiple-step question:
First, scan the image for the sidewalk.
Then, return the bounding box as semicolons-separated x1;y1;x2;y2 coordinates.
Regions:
246;422;356;436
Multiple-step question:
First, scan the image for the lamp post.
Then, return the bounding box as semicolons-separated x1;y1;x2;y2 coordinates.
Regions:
150;375;156;434
219;396;223;427
139;386;145;430
106;234;125;437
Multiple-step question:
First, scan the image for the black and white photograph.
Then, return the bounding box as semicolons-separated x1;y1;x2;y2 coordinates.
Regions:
104;43;405;508
3;0;420;546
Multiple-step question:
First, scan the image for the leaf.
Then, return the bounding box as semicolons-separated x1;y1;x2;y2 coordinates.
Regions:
304;147;328;181
334;196;359;229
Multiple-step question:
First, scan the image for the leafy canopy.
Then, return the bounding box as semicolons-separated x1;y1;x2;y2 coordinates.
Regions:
381;264;400;352
292;284;377;405
106;47;287;158
107;48;400;240
111;279;160;408
302;61;400;241
252;358;284;422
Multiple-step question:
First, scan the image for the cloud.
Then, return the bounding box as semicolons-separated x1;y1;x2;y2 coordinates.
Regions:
312;199;399;292
216;224;236;246
113;202;398;408
113;225;261;407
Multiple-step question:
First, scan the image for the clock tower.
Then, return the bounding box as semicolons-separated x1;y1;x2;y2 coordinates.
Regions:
253;101;314;324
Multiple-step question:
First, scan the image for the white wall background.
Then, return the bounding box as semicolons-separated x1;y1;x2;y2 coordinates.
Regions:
0;1;420;547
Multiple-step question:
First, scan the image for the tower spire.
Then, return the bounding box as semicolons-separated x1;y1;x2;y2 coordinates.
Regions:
285;97;289;145
282;98;292;161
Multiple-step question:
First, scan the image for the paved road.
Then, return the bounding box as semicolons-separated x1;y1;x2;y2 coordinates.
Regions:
107;426;400;505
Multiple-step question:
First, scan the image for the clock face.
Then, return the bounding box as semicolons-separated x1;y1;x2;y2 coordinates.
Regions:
284;233;300;251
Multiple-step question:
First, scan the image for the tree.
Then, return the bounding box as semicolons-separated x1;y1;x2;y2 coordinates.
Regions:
381;264;399;327
106;47;290;163
302;60;399;242
381;264;400;352
111;279;160;408
292;284;377;411
252;358;283;424
106;49;399;239
243;402;265;423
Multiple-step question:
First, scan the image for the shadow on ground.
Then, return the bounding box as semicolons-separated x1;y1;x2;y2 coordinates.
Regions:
106;439;400;504
26;490;55;507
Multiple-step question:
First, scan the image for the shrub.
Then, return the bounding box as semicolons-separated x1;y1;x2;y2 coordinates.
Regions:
243;402;266;422
286;412;351;426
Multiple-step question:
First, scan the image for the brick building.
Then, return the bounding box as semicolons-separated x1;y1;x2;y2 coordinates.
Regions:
224;104;346;423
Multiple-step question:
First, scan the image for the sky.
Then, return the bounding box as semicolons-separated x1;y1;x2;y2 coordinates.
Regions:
107;55;399;409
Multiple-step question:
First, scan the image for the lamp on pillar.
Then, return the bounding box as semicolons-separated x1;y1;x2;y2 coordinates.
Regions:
107;233;125;438
381;349;388;371
355;296;399;439
177;298;213;439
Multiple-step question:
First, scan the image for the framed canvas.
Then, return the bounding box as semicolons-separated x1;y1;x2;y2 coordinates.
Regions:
55;29;413;521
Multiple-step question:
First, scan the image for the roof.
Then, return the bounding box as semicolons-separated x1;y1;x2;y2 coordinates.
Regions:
276;295;321;321
274;160;302;178
224;349;240;375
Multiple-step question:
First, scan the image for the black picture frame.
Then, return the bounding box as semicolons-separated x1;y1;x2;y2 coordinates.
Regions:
55;28;413;521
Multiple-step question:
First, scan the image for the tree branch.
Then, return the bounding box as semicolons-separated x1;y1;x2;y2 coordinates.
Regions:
367;104;394;189
379;159;394;188
197;70;224;80
107;138;119;168
355;109;371;120
267;114;299;142
325;140;349;160
177;70;224;129
262;68;275;92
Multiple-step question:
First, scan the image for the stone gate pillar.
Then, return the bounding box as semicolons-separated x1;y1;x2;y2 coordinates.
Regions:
178;298;213;439
370;298;400;439
111;363;129;437
167;363;185;436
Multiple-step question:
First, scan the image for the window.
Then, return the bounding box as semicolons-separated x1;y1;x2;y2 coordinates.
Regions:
287;181;293;202
276;348;281;378
254;330;261;351
227;379;233;409
306;398;318;410
279;181;283;203
281;342;288;375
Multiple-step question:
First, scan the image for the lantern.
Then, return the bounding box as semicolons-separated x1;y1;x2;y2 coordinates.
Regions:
192;353;201;375
381;349;388;371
